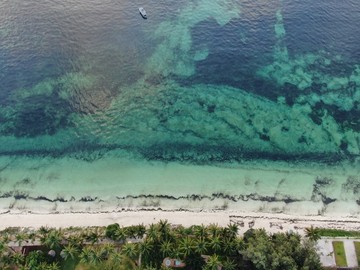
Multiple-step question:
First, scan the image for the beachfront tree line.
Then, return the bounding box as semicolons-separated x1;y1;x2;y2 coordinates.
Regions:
0;220;322;270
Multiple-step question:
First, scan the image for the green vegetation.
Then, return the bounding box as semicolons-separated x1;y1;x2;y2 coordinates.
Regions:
354;242;360;266
0;221;322;270
318;228;360;238
305;226;321;242
332;241;347;267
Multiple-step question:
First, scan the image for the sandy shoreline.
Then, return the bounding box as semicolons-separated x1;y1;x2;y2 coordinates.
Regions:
1;210;359;235
0;157;359;234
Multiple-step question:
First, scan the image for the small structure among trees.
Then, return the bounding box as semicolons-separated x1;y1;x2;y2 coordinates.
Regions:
162;257;186;268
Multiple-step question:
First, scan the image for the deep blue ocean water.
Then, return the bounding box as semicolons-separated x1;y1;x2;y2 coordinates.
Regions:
0;0;359;163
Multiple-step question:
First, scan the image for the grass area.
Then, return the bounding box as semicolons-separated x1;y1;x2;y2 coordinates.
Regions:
354;242;360;266
332;241;347;267
318;228;360;238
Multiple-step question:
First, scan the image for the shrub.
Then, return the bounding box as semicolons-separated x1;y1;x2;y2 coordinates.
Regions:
105;223;120;240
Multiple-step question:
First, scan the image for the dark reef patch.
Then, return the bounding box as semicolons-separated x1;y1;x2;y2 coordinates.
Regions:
3;95;72;138
259;133;270;142
330;105;360;132
139;143;348;165
309;101;360;132
309;101;326;126
342;176;360;195
311;177;337;205
0;141;354;165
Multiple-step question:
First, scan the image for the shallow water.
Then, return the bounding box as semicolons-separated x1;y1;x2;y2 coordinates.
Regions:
0;0;359;215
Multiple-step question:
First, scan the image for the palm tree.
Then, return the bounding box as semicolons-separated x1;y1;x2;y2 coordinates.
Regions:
1;254;14;269
208;224;220;238
135;224;146;239
79;246;93;265
226;224;238;240
222;257;236;270
99;243;115;260
0;241;5;254
160;240;173;257
10;252;24;266
147;224;160;242
86;230;100;245
25;250;46;270
121;243;137;261
173;225;186;238
27;232;37;244
66;234;84;247
115;228;127;243
1;233;10;244
210;236;222;253
15;232;27;247
194;224;209;239
305;226;321;242
46;262;61;270
90;247;104;265
138;239;154;266
194;238;209;255
38;262;50;270
107;251;123;265
158;220;171;240
222;238;240;257
39;226;50;236
41;230;63;250
204;254;222;270
60;244;79;261
179;237;195;258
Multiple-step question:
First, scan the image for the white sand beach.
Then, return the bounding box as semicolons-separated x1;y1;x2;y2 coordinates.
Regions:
1;210;359;235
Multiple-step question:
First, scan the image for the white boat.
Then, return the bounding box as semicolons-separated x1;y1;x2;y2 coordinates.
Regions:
139;7;147;19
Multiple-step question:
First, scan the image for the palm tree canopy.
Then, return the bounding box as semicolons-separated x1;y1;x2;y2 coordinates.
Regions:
305;226;321;242
204;254;222;270
61;244;79;261
121;243;137;259
41;230;63;250
194;238;208;255
179;237;195;258
138;240;154;258
194;225;209;239
210;236;222;253
226;223;239;239
160;240;173;257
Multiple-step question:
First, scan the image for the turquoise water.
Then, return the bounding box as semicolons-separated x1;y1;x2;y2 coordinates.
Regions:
0;0;359;215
